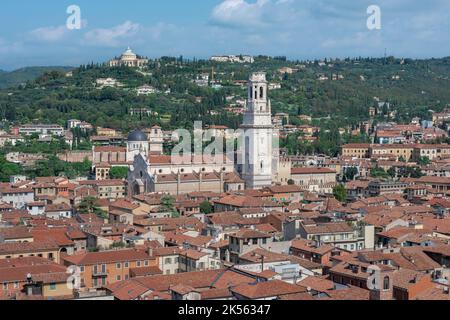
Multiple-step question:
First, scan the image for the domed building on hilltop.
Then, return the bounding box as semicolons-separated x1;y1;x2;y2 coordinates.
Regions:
108;47;149;67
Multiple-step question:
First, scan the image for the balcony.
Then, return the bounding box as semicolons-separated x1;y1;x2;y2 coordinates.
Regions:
92;269;108;277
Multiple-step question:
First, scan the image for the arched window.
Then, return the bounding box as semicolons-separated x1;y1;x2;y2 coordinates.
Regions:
260;86;264;99
383;276;390;290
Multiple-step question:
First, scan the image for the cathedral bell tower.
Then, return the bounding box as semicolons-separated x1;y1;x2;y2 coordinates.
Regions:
241;72;273;189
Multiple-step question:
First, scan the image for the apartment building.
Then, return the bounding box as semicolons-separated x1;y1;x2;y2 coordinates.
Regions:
0;257;72;300
62;249;155;289
368;180;409;196
298;222;374;252
228;229;273;263
80;180;127;200
0;186;34;209
370;145;414;161
412;144;450;161
19;124;64;137
341;144;371;159
178;249;222;273
290;167;337;194
153;247;182;275
0;241;61;263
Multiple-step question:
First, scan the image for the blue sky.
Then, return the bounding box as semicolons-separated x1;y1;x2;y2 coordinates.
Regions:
0;0;449;70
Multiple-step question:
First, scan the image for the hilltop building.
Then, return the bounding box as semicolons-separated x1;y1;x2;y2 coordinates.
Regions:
108;47;148;68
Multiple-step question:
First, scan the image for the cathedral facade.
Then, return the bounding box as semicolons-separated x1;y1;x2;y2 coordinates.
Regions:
127;72;275;195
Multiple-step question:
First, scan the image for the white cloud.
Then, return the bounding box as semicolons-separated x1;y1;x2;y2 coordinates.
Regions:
143;22;177;41
84;21;141;47
210;0;303;33
29;25;68;42
211;0;272;28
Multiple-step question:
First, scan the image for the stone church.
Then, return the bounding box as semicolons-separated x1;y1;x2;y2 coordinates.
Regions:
127;72;275;196
108;47;148;68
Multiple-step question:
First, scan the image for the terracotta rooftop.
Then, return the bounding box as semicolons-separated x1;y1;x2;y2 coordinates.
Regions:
301;222;354;235
230;229;271;239
297;276;335;292
0;241;60;255
0;227;32;240
291;238;334;255
0;263;68;283
231;280;307;299
106;268;257;299
63;249;152;266
291;167;336;175
214;195;282;208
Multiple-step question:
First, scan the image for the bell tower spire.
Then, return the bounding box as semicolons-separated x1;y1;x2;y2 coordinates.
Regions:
241;72;273;189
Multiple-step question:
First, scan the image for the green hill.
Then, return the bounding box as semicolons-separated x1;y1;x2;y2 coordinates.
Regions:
0;66;73;89
1;56;450;134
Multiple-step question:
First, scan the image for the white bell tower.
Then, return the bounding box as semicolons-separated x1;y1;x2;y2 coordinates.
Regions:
241;72;273;189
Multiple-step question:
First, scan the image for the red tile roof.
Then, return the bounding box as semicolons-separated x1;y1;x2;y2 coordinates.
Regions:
0;241;60;255
231;280;306;299
291;167;336;175
230;229;271;239
106;268;257;299
63;249;152;266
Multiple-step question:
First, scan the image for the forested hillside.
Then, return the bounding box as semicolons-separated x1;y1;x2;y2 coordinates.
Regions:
1;56;449;133
0;66;73;89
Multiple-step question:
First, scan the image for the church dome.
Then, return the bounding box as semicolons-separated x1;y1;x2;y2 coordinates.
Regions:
121;47;137;59
128;129;148;142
